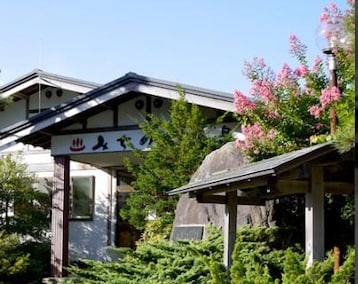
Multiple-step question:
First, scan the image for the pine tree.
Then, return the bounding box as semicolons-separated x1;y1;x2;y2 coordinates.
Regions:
121;86;228;230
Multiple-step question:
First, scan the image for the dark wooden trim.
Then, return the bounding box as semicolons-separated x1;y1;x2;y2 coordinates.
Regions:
146;96;152;114
113;107;118;128
28;108;49;113
273;180;309;194
55;125;141;135
196;194;264;205
273;180;353;195
190;179;353;204
324;181;354;194
199;177;270;196
25;97;30;119
197;194;226;204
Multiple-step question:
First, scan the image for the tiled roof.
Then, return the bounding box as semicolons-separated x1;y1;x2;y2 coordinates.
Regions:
168;142;336;196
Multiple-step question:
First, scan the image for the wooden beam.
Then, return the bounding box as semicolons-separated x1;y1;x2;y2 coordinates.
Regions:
273;180;353;195
51;156;70;277
274;180;308;194
196;194;226;204
201;178;270;195
324;182;353;194
196;194;264;205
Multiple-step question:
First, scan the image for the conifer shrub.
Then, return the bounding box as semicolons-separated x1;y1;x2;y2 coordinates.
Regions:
0;231;30;279
66;226;225;284
66;226;354;283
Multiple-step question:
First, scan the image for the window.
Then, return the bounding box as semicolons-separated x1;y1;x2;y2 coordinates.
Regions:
70;176;95;220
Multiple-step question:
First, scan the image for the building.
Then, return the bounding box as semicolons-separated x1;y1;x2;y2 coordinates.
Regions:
0;69;236;277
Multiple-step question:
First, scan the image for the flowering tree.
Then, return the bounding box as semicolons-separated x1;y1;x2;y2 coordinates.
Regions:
234;1;355;161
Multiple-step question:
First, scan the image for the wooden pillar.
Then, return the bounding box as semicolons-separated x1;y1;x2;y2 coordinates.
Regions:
51;156;70;277
355;165;358;281
224;190;237;268
305;166;324;267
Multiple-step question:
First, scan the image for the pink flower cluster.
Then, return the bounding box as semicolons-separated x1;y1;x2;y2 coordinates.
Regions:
293;65;309;77
234;90;256;114
320;86;341;107
319;3;345;42
250;79;276;103
289;34;307;60
308;86;341;118
312;57;323;73
266;110;281;120
320;2;342;23
308;105;324;118
243;57;267;81
236;123;276;154
278;63;292;80
236;123;264;150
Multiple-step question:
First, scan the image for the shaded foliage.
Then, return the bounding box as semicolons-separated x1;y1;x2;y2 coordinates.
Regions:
0;154;51;283
0;154;50;239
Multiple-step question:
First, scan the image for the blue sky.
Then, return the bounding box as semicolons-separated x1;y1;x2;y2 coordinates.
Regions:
0;0;349;96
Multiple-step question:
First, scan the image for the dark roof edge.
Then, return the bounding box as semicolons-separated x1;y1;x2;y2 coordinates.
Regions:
168;169;275;196
0;72;234;139
123;72;233;101
0;69;100;93
167;142;336;196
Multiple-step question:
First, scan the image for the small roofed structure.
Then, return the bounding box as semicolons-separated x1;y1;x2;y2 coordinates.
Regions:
168;142;354;268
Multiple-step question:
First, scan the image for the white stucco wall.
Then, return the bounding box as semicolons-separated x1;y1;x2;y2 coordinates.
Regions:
68;168;114;261
0;99;27;129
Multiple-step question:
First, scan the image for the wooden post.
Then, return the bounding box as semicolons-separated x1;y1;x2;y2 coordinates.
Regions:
51;156;70;277
305;166;324;267
355;165;358;281
333;246;340;273
224;191;237;268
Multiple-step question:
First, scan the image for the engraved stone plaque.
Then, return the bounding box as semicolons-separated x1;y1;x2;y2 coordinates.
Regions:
171;225;204;241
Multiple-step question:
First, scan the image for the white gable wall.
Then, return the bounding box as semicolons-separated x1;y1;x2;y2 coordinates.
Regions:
0;99;27;129
28;88;80;111
0;88;81;130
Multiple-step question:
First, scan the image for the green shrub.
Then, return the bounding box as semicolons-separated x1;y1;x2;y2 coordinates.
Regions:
67;226;225;284
0;234;51;284
140;216;172;243
230;226;302;283
66;226;354;283
19;241;51;283
331;247;355;284
0;231;30;281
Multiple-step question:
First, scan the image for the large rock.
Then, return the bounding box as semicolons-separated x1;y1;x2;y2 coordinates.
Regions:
172;142;275;236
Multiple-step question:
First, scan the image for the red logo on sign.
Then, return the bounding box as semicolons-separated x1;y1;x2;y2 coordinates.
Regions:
70;137;86;152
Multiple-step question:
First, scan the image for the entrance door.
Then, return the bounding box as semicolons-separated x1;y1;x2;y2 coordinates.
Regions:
115;181;141;249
